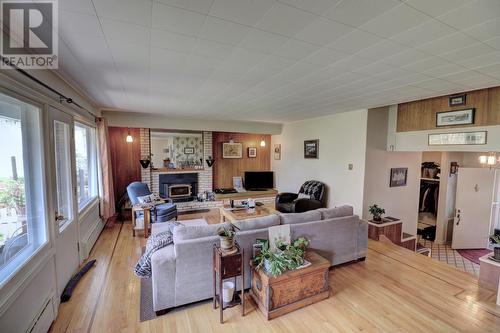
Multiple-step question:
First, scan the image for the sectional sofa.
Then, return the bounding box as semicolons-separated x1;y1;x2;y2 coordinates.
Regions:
150;205;368;314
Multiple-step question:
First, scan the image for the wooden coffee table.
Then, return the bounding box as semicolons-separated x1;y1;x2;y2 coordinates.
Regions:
220;205;278;222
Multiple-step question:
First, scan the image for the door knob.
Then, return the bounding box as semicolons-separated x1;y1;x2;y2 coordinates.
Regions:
456;209;461;226
55;212;65;222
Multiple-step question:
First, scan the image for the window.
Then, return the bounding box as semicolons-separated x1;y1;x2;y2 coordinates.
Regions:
74;122;98;210
0;92;47;285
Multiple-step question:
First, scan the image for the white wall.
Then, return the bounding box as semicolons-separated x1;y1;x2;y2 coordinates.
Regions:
102;110;283;134
271;109;368;216
362;107;421;235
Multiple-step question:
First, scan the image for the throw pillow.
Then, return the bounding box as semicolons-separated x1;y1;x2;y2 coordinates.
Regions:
137;194;153;204
297;193;312;199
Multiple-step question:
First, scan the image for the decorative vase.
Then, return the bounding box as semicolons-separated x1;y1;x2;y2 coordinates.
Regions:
139;159;150;169
219;236;235;251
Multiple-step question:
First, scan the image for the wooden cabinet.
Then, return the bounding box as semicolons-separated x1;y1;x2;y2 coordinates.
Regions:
249;251;330;320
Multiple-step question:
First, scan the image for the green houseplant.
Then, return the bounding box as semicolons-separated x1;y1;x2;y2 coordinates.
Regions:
369;204;385;222
217;224;239;252
489;232;500;259
252;237;310;277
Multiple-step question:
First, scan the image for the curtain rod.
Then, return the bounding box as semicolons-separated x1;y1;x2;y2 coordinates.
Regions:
1;56;96;119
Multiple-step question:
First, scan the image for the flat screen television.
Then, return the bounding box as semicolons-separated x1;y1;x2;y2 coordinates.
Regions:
244;171;274;191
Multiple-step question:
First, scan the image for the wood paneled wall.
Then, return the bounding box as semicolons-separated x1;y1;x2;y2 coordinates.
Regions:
397;86;500;132
108;127;142;208
212;132;271;189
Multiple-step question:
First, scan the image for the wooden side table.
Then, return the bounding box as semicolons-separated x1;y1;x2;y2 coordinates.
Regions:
212;242;244;323
132;204;151;238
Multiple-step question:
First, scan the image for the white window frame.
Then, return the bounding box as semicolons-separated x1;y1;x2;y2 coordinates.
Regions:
74;122;98;212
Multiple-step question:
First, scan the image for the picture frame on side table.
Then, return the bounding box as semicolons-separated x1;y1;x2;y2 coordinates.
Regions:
304;140;319;159
222;142;243;158
390;168;408;187
248;147;257;158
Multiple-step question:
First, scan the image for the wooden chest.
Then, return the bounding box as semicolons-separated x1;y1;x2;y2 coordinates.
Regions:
249;251;330;320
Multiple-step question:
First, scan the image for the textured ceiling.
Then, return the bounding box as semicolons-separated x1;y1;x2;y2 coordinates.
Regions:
53;0;500;122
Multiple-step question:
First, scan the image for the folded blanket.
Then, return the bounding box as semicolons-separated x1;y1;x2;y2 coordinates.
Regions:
134;230;173;278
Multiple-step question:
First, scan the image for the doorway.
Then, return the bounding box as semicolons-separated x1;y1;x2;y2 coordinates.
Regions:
48;106;80;297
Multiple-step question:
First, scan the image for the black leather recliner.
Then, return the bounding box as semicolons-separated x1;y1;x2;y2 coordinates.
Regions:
275;180;326;213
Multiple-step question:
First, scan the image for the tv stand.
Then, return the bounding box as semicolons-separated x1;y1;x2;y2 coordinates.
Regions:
214;189;277;200
247;188;268;191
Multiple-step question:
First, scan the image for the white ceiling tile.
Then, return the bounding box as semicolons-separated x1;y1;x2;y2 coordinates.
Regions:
278;0;342;15
355;40;407;60
457;51;500;69
417;33;477;55
192;39;235;59
402;56;449;72
152;2;207;36
101;19;150;46
475;62;500;75
391;20;455;47
150;29;197;53
302;47;348;66
437;0;500;30
325;0;401;27
272;39;318;60
59;0;95;15
485;36;500;50
360;4;432;38
209;0;274;26
420;63;467;77
157;0;215;14
256;2;317;37
404;0;472;17
93;0;152;26
58;10;103;39
199;16;250;45
294;17;353;46
352;61;394;76
381;49;429;67
329;29;383;53
464;17;500;42
439;43;496;62
239;30;289;53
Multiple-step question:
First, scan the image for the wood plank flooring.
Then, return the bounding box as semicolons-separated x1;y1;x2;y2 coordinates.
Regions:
50;210;500;332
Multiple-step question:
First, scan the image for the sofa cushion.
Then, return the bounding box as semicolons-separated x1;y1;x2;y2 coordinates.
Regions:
279;210;322;225
319;205;354;220
173;222;230;242
232;214;280;231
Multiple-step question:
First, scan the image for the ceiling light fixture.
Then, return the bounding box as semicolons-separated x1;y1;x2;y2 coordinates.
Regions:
260;138;266;147
479;152;499;168
126;128;133;143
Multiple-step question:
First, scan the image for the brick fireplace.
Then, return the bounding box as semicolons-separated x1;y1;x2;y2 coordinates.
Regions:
159;173;198;202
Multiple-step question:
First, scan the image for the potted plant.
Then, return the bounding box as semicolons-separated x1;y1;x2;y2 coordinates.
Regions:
489;232;500;260
217;225;238;252
369;204;385;222
252;237;309;277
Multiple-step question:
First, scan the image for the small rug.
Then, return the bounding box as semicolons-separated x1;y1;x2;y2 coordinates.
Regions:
456;249;491;264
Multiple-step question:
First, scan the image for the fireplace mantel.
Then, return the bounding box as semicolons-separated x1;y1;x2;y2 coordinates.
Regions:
152;168;204;174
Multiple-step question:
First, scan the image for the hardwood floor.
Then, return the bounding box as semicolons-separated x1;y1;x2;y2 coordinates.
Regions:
50;210;500;332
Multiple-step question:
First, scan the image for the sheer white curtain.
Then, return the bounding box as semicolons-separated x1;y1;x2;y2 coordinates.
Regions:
96;117;115;221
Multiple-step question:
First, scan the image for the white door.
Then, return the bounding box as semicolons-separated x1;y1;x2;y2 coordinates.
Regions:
49;107;80;296
452;168;496;249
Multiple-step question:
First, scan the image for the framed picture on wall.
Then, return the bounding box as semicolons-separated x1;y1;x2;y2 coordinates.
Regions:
390;168;408;187
274;144;281;160
222;142;243;158
248;147;257;158
184;147;195;154
304;139;319;159
449;93;466;107
436;109;474;127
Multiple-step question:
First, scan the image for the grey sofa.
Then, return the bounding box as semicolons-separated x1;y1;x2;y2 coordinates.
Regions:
150;205;367;314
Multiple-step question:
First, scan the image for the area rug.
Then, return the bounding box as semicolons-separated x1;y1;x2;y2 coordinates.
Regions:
457;248;491;264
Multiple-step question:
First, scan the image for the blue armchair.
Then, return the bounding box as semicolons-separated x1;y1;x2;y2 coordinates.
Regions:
127;182;178;223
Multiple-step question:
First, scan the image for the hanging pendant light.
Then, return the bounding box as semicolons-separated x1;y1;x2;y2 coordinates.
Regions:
479;152;499;168
126;128;133;143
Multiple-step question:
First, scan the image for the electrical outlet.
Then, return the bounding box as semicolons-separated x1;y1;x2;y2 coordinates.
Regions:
348;163;353;170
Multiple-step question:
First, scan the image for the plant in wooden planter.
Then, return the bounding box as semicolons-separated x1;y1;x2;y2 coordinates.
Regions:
252;237;309;277
489;232;500;259
369;204;385;222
